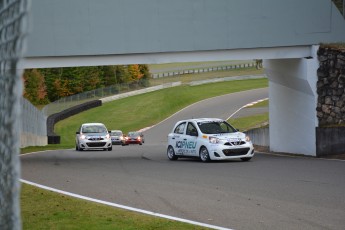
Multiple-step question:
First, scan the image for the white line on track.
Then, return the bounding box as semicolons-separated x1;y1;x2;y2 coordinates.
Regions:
20;179;233;230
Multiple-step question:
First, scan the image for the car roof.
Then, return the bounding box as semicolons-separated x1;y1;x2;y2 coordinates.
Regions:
81;123;106;126
110;130;122;132
177;118;224;123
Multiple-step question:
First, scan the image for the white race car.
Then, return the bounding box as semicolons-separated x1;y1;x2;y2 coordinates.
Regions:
167;118;254;162
76;123;112;151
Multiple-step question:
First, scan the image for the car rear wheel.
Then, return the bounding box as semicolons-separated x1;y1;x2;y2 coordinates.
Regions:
167;146;178;160
199;146;210;162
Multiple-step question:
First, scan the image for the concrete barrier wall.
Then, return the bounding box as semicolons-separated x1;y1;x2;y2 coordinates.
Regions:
245;127;270;147
316;127;345;156
21;98;47;148
21;133;47;148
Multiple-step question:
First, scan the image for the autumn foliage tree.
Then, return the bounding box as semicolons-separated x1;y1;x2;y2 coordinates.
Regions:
23;64;151;105
23;69;49;105
128;64;144;81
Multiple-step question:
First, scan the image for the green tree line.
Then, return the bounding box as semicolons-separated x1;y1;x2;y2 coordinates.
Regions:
23;64;150;105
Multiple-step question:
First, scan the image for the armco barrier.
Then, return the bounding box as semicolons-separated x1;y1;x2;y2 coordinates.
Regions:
47;100;102;144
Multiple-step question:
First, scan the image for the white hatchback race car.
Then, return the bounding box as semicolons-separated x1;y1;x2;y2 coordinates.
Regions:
75;123;112;151
167;118;254;162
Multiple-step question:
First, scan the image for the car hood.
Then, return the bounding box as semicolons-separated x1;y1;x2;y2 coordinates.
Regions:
208;132;246;140
83;132;108;137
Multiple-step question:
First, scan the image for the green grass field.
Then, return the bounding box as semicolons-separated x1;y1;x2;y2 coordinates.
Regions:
21;78;268;229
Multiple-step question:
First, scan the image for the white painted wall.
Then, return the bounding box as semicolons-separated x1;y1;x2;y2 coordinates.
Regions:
264;46;319;156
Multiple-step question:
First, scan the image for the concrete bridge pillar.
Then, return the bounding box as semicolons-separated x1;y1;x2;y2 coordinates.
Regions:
264;46;319;156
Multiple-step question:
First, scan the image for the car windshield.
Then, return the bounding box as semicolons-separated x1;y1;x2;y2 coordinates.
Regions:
82;125;106;133
111;131;122;136
197;121;237;134
128;132;139;137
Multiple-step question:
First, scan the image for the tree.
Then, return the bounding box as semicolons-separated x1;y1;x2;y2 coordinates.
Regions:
138;64;151;87
128;64;143;81
53;78;71;98
100;66;117;86
114;65;130;84
139;64;151;79
39;68;63;102
23;69;49;105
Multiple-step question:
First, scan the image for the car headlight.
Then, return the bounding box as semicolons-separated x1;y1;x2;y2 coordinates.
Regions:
209;136;220;144
106;134;110;139
245;135;251;142
80;134;86;140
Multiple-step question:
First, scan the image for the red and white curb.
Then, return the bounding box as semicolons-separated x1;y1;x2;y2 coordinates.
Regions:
226;98;268;120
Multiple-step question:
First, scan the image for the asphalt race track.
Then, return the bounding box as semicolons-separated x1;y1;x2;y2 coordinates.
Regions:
21;88;345;230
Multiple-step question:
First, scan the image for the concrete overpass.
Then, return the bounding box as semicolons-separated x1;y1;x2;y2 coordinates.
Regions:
21;0;345;157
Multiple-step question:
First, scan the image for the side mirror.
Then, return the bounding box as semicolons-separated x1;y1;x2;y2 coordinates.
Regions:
108;130;111;133
76;131;80;134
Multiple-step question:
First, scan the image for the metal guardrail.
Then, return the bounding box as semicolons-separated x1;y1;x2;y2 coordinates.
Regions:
151;63;255;78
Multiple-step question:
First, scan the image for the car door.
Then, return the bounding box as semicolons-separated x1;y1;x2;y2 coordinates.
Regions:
184;122;199;157
169;122;186;156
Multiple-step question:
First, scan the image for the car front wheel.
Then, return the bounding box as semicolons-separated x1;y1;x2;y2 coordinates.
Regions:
199;146;210;162
76;142;83;151
167;146;178;160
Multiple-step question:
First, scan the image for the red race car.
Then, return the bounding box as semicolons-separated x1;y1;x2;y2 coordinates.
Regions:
123;131;144;145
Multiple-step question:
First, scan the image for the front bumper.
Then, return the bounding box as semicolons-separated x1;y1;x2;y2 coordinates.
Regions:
111;139;123;145
208;143;254;160
79;140;112;149
125;140;142;145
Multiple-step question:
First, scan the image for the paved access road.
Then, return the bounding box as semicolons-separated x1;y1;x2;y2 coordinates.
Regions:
21;88;345;230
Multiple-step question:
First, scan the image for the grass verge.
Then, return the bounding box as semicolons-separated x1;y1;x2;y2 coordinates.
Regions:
21;184;208;230
228;113;269;131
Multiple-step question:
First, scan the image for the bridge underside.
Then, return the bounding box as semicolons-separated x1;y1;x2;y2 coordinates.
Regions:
21;46;312;69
